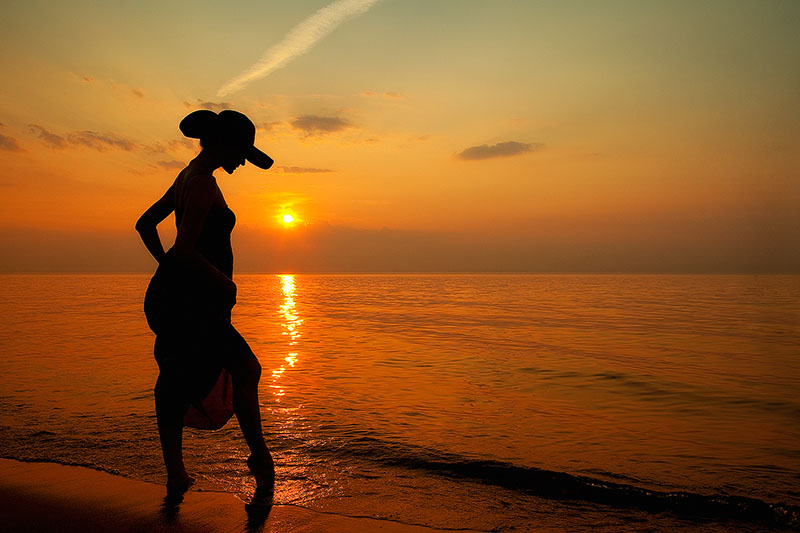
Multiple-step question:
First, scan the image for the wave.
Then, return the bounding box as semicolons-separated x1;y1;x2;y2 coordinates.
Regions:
6;438;799;529
302;436;800;529
0;454;126;478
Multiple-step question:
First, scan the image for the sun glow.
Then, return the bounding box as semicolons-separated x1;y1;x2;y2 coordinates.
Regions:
282;214;295;224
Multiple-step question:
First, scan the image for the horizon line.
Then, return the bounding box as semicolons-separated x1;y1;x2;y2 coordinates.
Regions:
1;270;797;276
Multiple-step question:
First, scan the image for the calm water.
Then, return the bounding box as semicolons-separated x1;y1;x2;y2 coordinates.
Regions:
0;274;798;530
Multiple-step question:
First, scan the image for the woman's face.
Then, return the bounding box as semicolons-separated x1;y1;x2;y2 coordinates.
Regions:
220;143;248;174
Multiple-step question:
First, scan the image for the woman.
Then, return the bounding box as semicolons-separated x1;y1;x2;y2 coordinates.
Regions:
135;109;275;506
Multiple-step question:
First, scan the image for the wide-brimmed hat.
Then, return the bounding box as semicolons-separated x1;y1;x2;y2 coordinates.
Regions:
179;109;273;170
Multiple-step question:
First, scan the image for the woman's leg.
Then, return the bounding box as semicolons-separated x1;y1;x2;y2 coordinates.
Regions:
227;357;274;489
154;373;192;488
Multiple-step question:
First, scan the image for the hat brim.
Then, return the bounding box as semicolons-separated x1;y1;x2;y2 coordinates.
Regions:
247;146;274;170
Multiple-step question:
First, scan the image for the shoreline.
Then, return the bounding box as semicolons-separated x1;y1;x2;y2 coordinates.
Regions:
0;458;451;532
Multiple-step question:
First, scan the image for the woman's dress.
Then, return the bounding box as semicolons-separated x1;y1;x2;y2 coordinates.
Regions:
144;179;255;429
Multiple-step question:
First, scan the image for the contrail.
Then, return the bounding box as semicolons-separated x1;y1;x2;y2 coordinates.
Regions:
218;0;381;97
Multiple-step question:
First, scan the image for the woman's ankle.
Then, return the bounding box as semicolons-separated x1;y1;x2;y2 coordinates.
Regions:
166;467;191;484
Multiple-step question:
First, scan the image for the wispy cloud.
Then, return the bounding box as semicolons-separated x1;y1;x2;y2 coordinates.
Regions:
0;133;23;152
69;131;137;151
155;160;185;170
29;123;195;157
291;115;354;136
29;125;136;151
275;166;334;174
258;120;283;132
183;99;232;112
218;0;381;97
29;125;68;148
458;141;543;161
77;74;145;100
147;138;195;154
361;90;404;99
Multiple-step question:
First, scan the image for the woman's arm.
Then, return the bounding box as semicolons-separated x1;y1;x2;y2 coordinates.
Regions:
135;184;175;264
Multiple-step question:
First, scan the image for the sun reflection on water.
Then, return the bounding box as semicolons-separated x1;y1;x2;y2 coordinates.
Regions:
267;274;323;504
270;275;303;401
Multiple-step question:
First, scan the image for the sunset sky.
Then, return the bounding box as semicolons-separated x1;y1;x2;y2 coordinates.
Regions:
1;0;798;272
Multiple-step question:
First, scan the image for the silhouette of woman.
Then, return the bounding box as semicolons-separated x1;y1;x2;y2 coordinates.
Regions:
136;110;275;507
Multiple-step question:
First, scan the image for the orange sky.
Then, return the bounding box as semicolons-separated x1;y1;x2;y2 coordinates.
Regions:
1;1;798;272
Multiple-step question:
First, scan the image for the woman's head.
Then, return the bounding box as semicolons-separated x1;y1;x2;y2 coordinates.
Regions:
179;110;273;174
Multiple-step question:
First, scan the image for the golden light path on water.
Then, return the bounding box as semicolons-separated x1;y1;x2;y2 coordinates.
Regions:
262;274;317;503
271;274;302;401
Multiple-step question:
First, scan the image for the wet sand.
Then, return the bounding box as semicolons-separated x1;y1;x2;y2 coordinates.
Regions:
0;458;448;532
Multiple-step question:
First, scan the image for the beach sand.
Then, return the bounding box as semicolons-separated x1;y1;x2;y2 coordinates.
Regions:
0;458;447;532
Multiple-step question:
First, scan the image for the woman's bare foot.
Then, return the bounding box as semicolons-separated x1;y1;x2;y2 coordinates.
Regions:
245;486;274;513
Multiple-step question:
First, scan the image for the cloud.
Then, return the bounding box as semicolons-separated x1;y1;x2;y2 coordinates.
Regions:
290;115;354;135
218;0;381;96
0;133;23;152
29;125;136;151
183;99;232;112
76;74;145;101
275;166;334;174
258;120;283;132
68;131;136;151
27;124;194;159
29;125;67;148
361;90;404;99
148;138;195;154
457;141;543;161
155;160;185;170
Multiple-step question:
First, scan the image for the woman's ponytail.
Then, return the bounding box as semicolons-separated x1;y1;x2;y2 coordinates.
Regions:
179;110;219;147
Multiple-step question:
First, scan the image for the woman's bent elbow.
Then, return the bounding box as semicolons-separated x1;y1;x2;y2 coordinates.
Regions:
135;217;150;233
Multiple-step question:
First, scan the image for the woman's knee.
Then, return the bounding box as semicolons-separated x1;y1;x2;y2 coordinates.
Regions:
154;374;169;401
154;375;188;418
230;358;261;386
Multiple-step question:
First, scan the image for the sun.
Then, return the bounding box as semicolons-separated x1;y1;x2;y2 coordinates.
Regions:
282;214;295;225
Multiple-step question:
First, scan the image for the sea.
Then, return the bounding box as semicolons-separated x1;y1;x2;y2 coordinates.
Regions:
1;273;798;531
